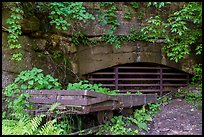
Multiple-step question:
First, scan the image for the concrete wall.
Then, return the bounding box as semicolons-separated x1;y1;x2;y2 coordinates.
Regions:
76;41;198;75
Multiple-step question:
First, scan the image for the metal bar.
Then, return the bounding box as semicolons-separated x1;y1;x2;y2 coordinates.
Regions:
118;84;160;86
88;78;115;81
102;84;116;87
163;84;188;86
162;79;188;81
163;89;174;92
160;68;163;96
118;66;171;69
118;72;160;75
92;72;115;75
89;74;93;84
118;78;160;81
69;125;103;135
119;90;160;92
162;73;187;75
115;67;118;90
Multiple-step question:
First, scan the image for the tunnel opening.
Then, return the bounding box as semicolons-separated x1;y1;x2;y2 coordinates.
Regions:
85;62;193;96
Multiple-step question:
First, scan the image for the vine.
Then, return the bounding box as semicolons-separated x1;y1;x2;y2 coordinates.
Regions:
130;2;139;9
99;2;122;48
141;2;202;63
5;2;202;58
5;2;95;61
147;2;171;8
71;27;146;47
140;2;202;97
124;6;132;20
71;31;96;46
6;2;23;61
49;2;95;30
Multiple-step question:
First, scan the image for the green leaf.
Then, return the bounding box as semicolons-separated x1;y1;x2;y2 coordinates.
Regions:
48;102;61;112
28;80;34;86
14;77;21;83
137;122;148;131
38;80;43;85
20;84;27;90
144;115;152;121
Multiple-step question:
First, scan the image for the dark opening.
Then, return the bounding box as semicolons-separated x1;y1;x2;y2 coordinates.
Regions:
85;62;193;96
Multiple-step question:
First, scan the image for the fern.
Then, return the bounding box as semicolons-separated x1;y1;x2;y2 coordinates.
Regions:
48;102;61;112
39;119;63;135
2;114;63;135
24;114;45;135
2;116;29;135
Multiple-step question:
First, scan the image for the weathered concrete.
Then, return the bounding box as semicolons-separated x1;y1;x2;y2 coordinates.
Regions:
76;41;197;75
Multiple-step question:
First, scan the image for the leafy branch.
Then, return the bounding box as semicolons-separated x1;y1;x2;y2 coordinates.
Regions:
6;2;23;61
141;2;202;63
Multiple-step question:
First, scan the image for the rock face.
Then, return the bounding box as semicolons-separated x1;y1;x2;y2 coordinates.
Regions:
2;2;201;89
2;32;78;89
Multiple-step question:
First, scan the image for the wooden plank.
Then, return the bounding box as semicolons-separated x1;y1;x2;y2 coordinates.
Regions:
57;90;107;98
29;98;56;104
84;90;109;98
87;97;108;105
146;94;158;103
57;99;87;106
26;90;57;95
89;106;114;112
116;94;146;107
57;90;87;96
87;100;122;112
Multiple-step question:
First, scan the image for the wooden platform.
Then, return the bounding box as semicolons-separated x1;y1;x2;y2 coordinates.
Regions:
25;90;157;115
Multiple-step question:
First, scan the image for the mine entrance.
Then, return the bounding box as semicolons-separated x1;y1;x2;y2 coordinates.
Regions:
86;62;193;96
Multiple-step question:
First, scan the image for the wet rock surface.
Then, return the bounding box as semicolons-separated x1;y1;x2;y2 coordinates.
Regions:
144;98;202;135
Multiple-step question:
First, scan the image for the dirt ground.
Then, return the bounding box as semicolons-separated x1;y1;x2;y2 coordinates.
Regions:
143;98;202;135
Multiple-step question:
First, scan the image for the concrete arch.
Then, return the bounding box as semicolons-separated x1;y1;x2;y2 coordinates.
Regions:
77;41;198;75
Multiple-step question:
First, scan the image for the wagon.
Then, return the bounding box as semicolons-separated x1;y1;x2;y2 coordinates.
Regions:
24;90;157;123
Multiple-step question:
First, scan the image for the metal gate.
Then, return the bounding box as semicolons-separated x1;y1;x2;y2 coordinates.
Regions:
86;63;192;96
